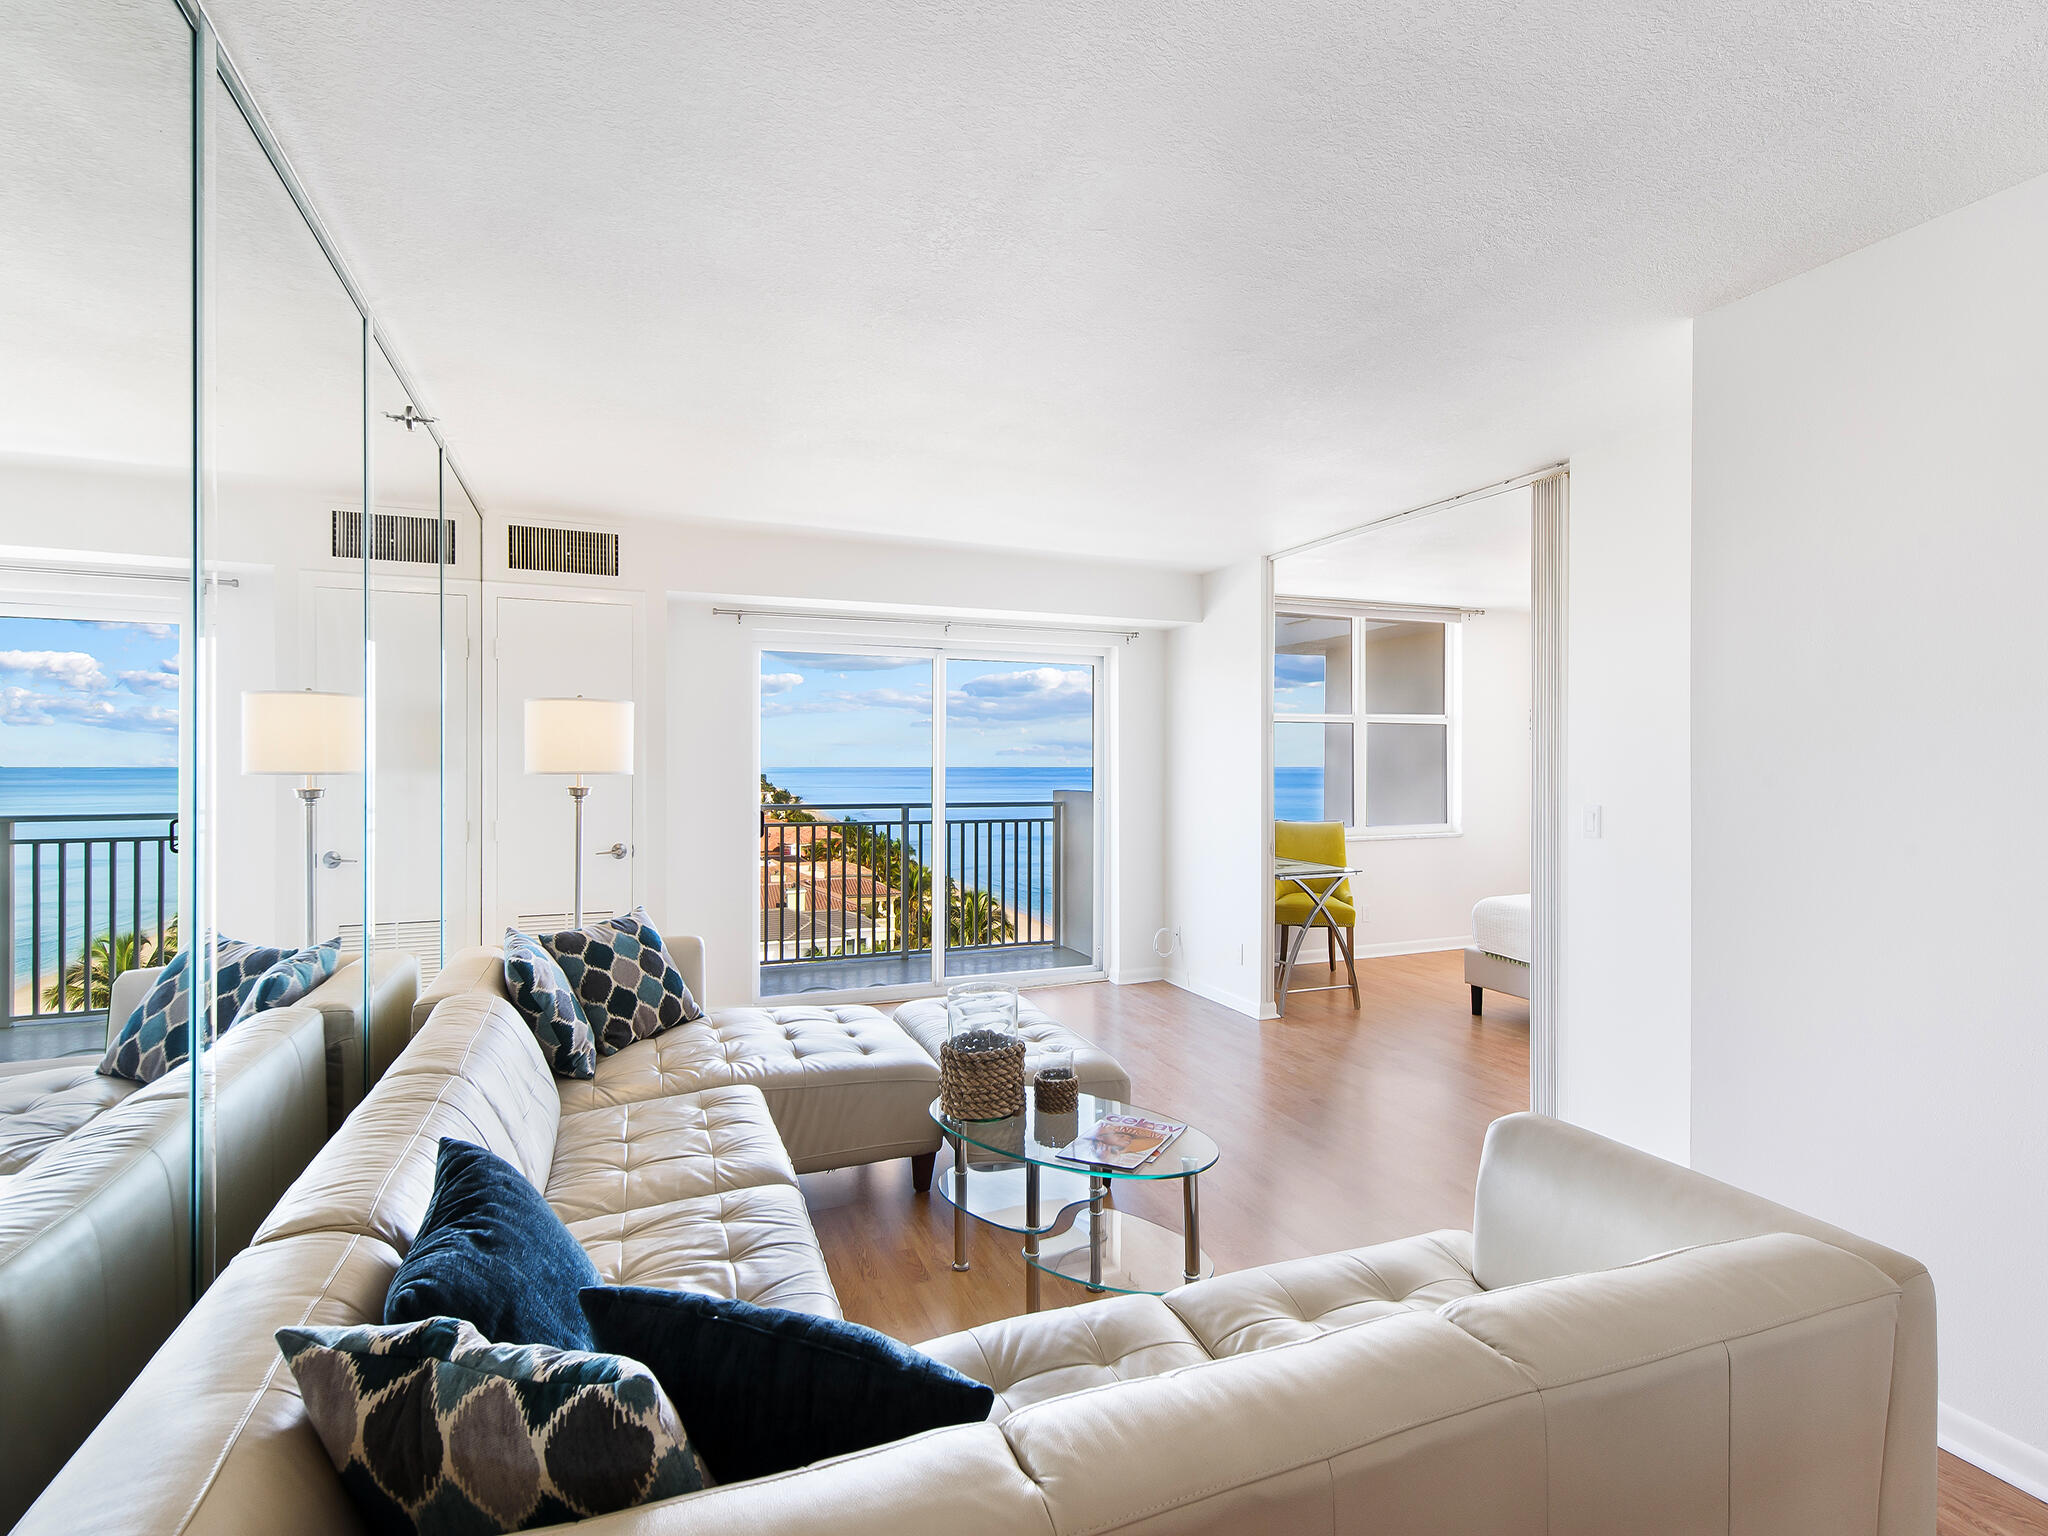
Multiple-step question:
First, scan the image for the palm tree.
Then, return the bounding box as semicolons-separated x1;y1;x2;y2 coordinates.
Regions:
43;917;179;1012
948;887;1018;948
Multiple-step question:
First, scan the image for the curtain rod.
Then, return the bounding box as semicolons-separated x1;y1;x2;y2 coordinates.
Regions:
0;561;239;589
1270;463;1568;563
1274;596;1485;621
710;606;1139;643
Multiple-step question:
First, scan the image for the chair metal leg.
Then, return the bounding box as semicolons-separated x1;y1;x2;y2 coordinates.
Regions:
1340;925;1360;1007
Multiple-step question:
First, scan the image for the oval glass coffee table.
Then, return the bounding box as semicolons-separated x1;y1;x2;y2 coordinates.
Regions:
930;1094;1219;1312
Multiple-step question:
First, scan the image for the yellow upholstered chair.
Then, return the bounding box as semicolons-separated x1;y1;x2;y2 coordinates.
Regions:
1274;820;1359;1006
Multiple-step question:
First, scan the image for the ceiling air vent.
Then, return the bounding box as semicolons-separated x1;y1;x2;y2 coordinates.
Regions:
331;510;456;565
508;524;619;577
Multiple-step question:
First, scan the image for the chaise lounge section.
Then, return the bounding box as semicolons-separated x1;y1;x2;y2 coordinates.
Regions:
18;929;1935;1536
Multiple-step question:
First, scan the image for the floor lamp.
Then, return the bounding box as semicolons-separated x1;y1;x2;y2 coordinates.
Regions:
242;689;364;948
524;697;634;930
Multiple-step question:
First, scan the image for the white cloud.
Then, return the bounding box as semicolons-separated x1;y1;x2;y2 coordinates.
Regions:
949;668;1093;721
90;620;175;640
0;686;177;734
761;686;931;720
119;657;181;693
0;650;109;691
759;672;804;695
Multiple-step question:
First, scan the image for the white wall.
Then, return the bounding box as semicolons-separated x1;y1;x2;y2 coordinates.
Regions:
1558;337;1694;1160
1161;559;1273;1016
1344;609;1532;956
1693;170;2048;1494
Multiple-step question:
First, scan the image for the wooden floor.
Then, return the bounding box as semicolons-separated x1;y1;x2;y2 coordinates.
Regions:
800;948;2047;1534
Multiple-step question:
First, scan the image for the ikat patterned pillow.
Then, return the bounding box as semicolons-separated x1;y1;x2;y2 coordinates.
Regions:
541;907;702;1055
277;1315;703;1536
230;938;342;1026
502;928;597;1079
97;936;287;1084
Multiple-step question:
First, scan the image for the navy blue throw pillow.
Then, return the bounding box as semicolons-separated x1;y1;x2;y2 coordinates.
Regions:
579;1286;994;1483
386;1139;600;1352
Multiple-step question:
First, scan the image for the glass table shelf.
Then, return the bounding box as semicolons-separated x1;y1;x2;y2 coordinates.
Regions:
929;1094;1215;1310
1030;1208;1214;1295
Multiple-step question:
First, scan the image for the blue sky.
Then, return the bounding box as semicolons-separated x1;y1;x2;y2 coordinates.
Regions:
0;616;180;767
760;651;1094;767
1273;652;1330;767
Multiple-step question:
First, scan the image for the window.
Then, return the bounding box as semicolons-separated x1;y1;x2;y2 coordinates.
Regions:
1274;607;1458;833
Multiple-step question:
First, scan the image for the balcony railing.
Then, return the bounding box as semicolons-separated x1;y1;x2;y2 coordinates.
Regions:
3;811;180;1027
758;800;1065;967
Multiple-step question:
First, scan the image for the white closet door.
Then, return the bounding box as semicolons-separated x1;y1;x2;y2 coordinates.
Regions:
314;584;464;961
491;596;636;935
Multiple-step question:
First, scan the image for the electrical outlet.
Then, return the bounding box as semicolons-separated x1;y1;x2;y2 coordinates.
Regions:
1584;804;1604;839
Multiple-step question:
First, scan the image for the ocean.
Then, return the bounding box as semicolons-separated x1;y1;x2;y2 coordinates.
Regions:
2;767;180;1008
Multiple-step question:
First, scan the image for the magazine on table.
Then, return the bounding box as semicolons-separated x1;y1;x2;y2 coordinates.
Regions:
1059;1114;1186;1170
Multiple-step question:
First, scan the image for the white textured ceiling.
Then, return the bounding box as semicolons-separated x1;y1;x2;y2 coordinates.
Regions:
1276;486;1532;612
78;3;2048;562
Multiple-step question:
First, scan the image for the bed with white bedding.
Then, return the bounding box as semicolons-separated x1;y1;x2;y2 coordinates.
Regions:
1466;893;1530;1013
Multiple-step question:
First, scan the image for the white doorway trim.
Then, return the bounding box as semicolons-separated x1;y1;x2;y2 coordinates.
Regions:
1264;463;1568;1116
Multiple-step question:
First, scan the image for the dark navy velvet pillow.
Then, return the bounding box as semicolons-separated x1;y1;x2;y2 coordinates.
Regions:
579;1286;994;1483
385;1139;599;1352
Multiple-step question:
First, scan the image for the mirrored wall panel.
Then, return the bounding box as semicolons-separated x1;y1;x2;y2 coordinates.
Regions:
0;6;483;1521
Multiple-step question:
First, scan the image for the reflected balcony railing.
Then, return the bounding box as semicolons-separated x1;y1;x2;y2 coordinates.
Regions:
758;800;1066;968
2;811;180;1028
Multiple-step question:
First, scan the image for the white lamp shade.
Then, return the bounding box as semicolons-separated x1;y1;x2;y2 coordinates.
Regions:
241;690;364;776
525;697;634;776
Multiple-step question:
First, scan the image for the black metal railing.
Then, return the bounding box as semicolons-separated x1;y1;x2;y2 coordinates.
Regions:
3;811;180;1026
758;800;1064;967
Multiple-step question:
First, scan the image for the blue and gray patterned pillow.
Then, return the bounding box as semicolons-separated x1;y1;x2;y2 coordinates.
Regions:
230;938;342;1026
541;907;702;1055
502;929;597;1079
98;936;288;1083
277;1315;703;1536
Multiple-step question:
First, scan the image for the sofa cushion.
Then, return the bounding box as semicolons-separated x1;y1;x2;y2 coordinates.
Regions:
581;1287;992;1485
546;1087;797;1223
97;936;285;1082
500;929;596;1080
1164;1230;1481;1357
385;1139;600;1352
555;1006;942;1174
919;1293;1212;1417
564;1184;841;1318
232;939;342;1026
279;1314;702;1536
0;1061;137;1175
255;1000;559;1253
542;907;702;1054
894;997;1132;1103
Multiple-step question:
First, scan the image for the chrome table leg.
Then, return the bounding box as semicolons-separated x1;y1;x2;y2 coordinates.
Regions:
1024;1162;1042;1312
1183;1173;1202;1286
949;1133;970;1272
1088;1175;1107;1292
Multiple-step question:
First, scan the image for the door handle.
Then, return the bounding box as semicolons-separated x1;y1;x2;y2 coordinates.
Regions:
320;851;358;869
599;843;630;860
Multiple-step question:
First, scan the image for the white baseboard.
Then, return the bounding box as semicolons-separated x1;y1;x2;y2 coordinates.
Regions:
1164;969;1266;1020
1110;965;1168;985
1349;934;1472;961
1940;1401;2048;1504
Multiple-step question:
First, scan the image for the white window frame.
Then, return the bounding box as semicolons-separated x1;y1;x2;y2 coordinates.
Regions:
746;622;1112;1005
1273;600;1463;841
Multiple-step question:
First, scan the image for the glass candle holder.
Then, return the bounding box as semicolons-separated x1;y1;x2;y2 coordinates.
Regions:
1033;1043;1078;1112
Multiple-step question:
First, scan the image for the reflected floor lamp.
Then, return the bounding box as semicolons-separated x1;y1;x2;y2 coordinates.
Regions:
524;697;634;930
242;689;364;948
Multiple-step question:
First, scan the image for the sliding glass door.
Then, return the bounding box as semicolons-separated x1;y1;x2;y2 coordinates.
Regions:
940;657;1098;981
755;644;1102;998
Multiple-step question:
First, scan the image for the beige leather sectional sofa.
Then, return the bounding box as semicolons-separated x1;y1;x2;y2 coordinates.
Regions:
20;940;1935;1536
